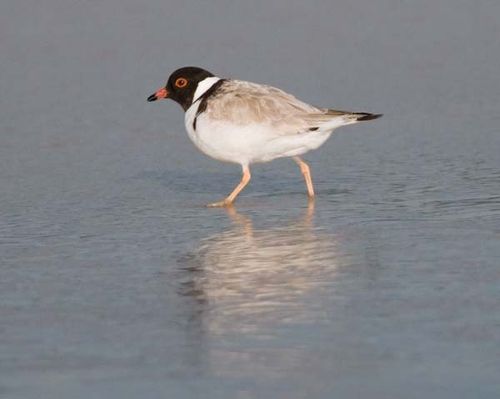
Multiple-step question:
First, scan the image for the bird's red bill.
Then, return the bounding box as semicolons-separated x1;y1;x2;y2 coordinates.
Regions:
155;87;168;99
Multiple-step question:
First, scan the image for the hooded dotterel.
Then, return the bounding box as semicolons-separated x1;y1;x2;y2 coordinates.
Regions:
148;66;382;207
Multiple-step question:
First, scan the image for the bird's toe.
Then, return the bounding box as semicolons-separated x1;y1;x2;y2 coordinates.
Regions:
206;199;232;208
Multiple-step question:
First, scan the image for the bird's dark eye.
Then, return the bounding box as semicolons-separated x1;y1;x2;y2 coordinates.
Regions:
175;78;188;88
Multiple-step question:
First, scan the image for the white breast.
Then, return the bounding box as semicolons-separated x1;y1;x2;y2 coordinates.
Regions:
185;77;241;163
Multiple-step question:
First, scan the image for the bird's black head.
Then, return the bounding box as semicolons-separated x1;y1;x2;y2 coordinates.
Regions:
147;66;215;111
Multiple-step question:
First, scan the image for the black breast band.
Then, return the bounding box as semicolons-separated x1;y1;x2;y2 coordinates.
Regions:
192;79;227;131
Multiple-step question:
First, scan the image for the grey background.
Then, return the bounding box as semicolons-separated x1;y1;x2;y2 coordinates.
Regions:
1;1;500;398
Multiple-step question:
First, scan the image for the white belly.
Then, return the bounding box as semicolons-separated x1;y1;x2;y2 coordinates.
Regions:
185;104;332;166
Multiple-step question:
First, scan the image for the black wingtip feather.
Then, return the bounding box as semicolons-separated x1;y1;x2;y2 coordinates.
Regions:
356;113;383;121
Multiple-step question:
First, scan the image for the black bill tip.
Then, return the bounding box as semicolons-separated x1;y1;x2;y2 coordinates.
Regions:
147;94;157;102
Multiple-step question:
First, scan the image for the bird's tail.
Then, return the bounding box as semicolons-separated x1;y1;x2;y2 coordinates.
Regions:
311;109;382;131
323;109;382;127
350;112;383;121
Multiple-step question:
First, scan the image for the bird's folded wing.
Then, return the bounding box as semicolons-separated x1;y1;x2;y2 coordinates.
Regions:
205;80;349;135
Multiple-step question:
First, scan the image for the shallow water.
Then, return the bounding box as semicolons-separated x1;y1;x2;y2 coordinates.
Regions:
1;1;500;398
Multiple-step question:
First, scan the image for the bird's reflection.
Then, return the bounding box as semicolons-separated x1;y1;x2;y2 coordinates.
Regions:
179;202;343;335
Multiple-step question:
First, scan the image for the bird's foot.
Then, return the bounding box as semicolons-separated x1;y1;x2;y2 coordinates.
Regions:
206;199;233;208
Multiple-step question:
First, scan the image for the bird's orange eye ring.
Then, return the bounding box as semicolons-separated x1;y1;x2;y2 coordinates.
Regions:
175;78;188;88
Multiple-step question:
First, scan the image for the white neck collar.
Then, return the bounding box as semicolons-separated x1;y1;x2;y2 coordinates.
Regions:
192;77;222;104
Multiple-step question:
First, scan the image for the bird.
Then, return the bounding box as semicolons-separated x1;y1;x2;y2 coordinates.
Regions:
147;66;381;207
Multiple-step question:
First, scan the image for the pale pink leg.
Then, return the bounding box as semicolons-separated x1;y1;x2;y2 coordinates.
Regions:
207;166;251;207
293;157;315;198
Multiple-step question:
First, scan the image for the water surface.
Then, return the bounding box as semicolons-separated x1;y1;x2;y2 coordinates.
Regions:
1;1;500;398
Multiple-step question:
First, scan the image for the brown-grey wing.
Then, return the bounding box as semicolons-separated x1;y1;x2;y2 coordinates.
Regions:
205;80;336;134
